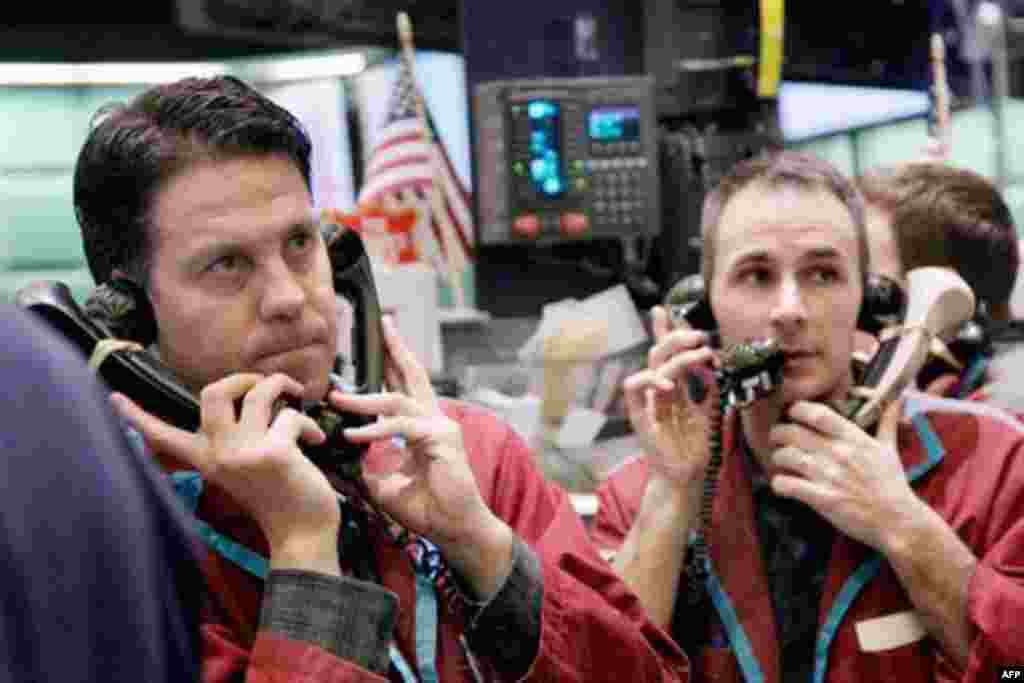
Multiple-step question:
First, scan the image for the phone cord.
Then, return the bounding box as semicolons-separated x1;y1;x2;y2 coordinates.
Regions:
338;474;476;617
686;370;727;609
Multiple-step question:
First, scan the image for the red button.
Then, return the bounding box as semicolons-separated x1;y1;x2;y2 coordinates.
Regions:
560;212;589;236
513;214;541;238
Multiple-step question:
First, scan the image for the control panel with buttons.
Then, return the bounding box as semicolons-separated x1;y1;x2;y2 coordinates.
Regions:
474;76;660;246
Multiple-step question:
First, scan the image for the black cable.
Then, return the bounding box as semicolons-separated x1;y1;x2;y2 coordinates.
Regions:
686;370;727;609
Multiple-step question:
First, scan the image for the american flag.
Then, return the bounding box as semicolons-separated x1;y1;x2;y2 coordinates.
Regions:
357;54;474;270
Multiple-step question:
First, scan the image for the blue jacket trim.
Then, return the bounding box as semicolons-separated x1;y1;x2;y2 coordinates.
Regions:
907;412;945;481
707;562;764;683
955;354;991;399
811;554;883;683
171;471;270;580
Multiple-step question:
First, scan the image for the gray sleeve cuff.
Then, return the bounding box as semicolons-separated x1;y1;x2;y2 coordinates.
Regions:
259;569;398;675
463;538;543;679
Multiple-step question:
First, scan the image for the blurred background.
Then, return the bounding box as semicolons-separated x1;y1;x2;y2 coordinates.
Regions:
4;1;1024;309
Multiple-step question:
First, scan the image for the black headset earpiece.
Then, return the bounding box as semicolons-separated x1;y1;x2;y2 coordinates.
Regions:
83;277;158;346
857;273;907;336
664;273;719;345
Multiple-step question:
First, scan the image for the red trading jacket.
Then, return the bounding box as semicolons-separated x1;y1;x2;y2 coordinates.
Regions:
178;399;689;682
593;394;1024;683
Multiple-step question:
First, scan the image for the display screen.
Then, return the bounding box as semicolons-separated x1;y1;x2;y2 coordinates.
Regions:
527;99;566;199
588;106;641;142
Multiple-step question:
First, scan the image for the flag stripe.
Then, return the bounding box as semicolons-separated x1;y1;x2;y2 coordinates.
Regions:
363;166;431;189
357;54;474;265
360;178;433;206
367;135;431;170
367;153;432;178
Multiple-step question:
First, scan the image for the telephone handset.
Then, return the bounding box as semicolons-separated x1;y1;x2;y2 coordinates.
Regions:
16;219;385;481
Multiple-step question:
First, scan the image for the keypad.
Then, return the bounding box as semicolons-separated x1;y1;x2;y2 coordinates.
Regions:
589;156;649;228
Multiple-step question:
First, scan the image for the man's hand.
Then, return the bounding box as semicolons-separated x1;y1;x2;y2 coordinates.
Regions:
771;398;979;666
331;316;514;601
623;305;716;491
111;373;341;575
609;305;717;626
768;398;929;552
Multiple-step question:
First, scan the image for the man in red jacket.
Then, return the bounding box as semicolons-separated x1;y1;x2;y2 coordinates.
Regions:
74;75;687;682
593;150;1024;682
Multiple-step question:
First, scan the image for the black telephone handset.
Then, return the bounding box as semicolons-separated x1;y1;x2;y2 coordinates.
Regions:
16;220;384;481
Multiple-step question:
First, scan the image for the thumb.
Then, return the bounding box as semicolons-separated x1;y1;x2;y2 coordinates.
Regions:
110;392;203;467
876;394;905;446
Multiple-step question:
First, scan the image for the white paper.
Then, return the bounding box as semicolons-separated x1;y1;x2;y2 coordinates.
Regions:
518;297;583;361
517;284;648;362
578;284;649;356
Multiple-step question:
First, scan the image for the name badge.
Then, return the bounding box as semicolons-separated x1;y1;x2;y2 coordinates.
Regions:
856;611;926;652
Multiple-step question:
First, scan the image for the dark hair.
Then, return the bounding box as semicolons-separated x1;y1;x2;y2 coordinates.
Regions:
858;163;1019;320
74;75;313;286
700;150;869;288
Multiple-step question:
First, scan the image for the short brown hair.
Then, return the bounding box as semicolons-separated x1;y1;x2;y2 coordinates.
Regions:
75;76;312;287
699;150;869;288
857;163;1018;319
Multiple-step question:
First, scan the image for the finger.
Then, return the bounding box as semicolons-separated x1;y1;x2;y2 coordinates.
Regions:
237;373;306;433
268;407;327;446
769;421;831;454
648;329;711;369
770;472;834;509
876;395;905;446
771;445;815;477
655;346;716;385
343;415;426;443
329;390;423;418
381;315;434;401
110;392;204;468
651;305;672;340
199;373;266;433
623;367;674;395
623;377;650;423
786;401;852;439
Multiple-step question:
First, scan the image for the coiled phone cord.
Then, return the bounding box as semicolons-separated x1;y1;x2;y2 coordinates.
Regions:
685;370;727;609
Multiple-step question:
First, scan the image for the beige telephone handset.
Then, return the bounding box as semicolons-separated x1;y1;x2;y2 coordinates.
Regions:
841;266;976;427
